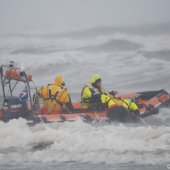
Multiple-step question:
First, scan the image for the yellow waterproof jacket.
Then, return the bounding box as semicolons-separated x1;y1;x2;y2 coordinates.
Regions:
112;97;138;111
38;76;71;113
101;94;139;111
81;84;107;109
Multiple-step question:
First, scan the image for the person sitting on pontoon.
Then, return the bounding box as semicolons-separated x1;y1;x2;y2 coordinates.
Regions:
38;75;74;114
81;73;117;111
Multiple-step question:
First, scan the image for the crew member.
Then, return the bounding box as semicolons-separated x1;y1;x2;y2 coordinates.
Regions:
81;73;117;111
101;93;140;122
38;75;74;114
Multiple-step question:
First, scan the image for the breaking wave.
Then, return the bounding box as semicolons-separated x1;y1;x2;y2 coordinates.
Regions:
0;24;170;168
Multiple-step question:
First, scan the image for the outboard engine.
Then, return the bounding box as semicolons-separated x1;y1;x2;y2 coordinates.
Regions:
2;97;29;122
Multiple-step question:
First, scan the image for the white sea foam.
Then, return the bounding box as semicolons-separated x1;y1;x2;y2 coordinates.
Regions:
0;119;170;165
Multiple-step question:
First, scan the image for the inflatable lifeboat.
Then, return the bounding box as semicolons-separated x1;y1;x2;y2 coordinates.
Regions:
32;89;170;123
0;62;170;124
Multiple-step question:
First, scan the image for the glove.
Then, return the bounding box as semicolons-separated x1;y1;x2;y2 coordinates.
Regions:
109;90;118;96
92;93;101;102
65;102;74;112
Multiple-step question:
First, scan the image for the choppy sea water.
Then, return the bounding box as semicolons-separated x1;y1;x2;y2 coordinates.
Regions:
0;24;170;170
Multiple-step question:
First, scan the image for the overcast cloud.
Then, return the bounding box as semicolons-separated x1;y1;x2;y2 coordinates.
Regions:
0;0;170;33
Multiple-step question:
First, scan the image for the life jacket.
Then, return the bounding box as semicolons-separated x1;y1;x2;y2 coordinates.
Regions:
81;84;99;105
81;84;107;109
101;94;139;111
101;94;118;109
38;84;68;112
112;97;139;111
49;84;67;104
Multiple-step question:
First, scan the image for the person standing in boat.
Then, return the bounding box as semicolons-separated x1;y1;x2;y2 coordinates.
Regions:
81;73;117;111
38;75;74;114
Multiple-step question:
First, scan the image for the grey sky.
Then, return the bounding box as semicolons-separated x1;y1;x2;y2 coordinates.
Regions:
0;0;170;32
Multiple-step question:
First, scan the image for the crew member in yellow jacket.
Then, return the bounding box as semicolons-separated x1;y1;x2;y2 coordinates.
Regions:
101;94;139;112
81;73;139;121
101;93;139;122
38;75;74;113
81;74;105;110
81;73;117;111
